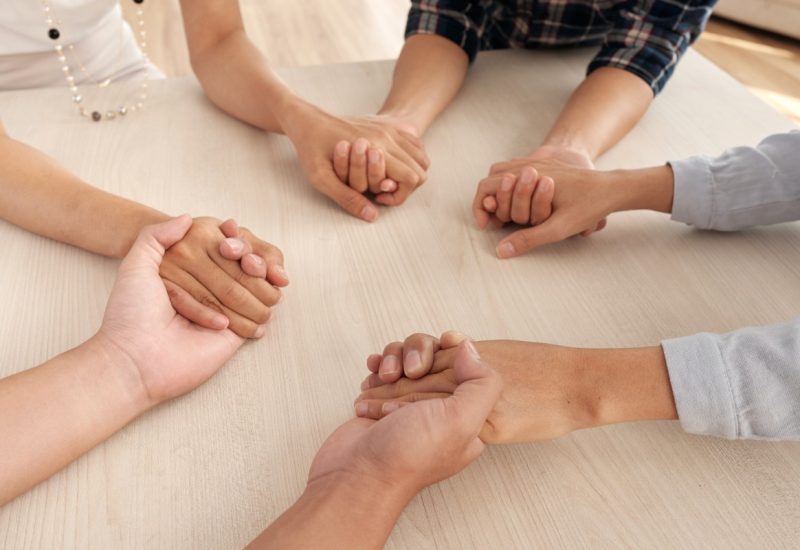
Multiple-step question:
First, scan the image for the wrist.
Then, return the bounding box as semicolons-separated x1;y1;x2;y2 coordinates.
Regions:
84;331;153;414
273;95;320;136
606;166;675;214
576;346;678;429
113;208;170;259
375;107;425;137
306;469;417;512
538;136;593;162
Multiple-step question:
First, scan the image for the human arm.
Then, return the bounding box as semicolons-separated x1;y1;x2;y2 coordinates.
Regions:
356;332;676;444
0;216;244;506
478;131;800;257
323;2;476;207
663;317;800;440
0;121;167;258
377;34;470;138
538;0;715;162
248;341;502;548
500;1;715;168
180;0;428;219
535;68;653;163
360;320;800;442
0;121;287;336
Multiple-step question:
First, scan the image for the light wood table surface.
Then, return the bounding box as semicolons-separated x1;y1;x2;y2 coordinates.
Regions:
1;49;799;549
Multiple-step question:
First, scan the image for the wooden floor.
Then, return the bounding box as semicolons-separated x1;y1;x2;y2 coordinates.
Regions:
129;1;800;125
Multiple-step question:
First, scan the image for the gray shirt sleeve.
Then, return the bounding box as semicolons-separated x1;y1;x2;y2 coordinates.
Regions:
669;130;800;231
662;317;800;440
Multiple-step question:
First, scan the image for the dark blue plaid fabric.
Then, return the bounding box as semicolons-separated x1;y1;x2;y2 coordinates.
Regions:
406;0;716;94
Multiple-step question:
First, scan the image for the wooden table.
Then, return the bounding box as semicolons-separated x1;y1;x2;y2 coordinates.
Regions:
1;49;799;549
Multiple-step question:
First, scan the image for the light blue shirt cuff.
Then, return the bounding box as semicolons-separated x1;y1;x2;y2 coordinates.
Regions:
661;334;739;439
668;156;715;229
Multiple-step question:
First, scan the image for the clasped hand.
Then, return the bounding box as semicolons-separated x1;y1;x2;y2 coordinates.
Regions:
281;104;430;221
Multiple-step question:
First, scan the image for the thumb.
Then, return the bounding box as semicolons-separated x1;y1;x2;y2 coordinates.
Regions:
495;219;567;258
317;169;379;222
121;214;193;272
448;341;503;433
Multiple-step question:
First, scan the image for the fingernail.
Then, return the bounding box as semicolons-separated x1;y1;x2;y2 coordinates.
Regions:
404;350;421;374
380;180;394;192
368;149;380;164
273;264;288;280
497;242;515;258
355;402;368;416
465;340;480;358
355;141;368;155
248;254;264;266
360;205;378;222
382;402;400;414
335;141;349;157
225;238;244;254
380;355;399;376
501;175;514;192
254;325;266;338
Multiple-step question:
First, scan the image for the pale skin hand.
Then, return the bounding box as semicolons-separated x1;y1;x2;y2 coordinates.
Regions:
0;121;288;338
331;114;430;207
474;160;676;257
330;33;468;207
337;31;653;206
477;67;653;244
0;216;244;506
248;341;503;549
355;332;677;444
281;106;430;219
180;0;429;221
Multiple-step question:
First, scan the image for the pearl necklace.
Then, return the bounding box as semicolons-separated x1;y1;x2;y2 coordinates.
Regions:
40;0;150;122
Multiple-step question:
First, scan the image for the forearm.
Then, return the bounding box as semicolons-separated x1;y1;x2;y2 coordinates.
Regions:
188;28;302;133
571;345;678;429
378;34;469;135
248;472;413;549
0;133;168;258
0;334;148;506
541;68;653;160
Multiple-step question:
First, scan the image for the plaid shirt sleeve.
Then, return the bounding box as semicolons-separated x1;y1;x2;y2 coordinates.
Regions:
587;0;716;95
405;1;489;62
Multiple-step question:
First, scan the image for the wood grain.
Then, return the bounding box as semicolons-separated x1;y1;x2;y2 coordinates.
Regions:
0;49;799;549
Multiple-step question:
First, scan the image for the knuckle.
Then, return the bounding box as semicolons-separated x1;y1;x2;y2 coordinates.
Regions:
220;282;248;308
341;192;366;212
236;321;260;339
166;243;195;263
234;269;249;286
383;341;402;355
254;306;272;325
200;295;224;314
310;166;331;187
270;247;285;265
516;231;534;250
407;332;433;347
